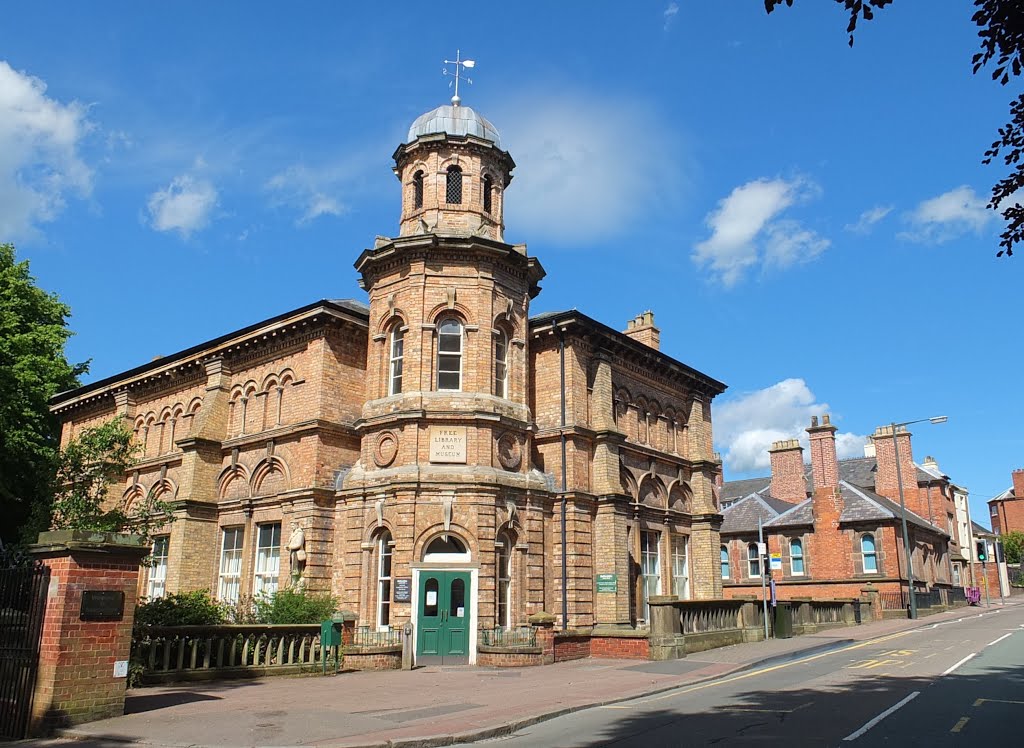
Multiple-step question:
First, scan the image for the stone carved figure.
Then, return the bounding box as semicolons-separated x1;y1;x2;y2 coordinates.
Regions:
288;522;306;581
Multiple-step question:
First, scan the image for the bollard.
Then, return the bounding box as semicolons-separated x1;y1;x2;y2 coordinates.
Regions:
402;622;414;670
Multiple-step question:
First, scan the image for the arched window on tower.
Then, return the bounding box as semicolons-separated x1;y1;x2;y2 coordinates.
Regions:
494;329;508;398
413;170;424;209
483;174;493;213
389;326;404;396
437;318;463;391
446;165;463;204
377;531;393;630
496;532;513;628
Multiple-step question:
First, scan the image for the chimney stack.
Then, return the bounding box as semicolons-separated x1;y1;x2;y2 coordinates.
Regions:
769;439;806;503
1013;468;1024;498
872;424;924;516
807;414;839;491
624;310;660;350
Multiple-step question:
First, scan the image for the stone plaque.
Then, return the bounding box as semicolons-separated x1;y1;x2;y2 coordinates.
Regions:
80;590;125;620
394;577;412;603
429;426;467;463
596;573;617;593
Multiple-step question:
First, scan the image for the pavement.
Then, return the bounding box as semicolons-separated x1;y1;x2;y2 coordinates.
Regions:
26;600;1022;748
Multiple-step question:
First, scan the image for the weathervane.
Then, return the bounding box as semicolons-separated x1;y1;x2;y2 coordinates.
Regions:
442;49;475;106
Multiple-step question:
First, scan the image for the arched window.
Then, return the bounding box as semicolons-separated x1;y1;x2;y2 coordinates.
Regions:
437;318;463;391
494;329;508;398
446;165;463;204
790;538;805;576
861;534;878;573
377;531;393;630
389;327;404;396
720;545;731;580
483;174;493;213
496;533;512;628
413;170;424;209
747;542;761;578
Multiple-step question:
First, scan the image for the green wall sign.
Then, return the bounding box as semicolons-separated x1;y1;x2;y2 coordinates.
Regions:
596;573;617;593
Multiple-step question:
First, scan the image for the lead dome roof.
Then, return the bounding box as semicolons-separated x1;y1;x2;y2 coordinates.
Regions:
407;104;502;148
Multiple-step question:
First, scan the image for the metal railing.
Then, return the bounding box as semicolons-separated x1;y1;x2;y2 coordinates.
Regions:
134;624;321;680
879;590;908;610
947;587;968;605
479;626;537;648
916;588;942;610
351;626;402;648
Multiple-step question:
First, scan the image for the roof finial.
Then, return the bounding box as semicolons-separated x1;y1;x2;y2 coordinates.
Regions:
443;49;475;106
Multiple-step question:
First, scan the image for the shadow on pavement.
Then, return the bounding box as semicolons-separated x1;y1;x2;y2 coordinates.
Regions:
124;678;260;715
562;663;1024;747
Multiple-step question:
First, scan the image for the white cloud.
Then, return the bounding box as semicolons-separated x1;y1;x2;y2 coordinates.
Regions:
844;204;892;234
663;2;680;31
265;163;354;226
494;93;675;244
0;61;92;240
898;185;992;243
714;378;867;474
692;177;827;286
146;173;218;238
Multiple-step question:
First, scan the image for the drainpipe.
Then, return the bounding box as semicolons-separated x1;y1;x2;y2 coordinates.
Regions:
558;323;568;632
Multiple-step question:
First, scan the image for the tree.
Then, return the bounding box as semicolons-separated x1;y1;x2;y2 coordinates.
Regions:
1001;530;1024;565
0;243;86;545
49;419;170;542
765;0;1024;256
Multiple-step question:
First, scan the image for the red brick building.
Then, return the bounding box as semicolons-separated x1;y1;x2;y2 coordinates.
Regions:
49;97;728;663
719;416;953;601
989;469;1024;535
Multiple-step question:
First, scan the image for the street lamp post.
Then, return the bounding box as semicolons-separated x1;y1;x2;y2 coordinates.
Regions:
891;416;947;620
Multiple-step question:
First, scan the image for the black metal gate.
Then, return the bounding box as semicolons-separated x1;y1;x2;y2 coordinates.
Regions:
0;563;50;739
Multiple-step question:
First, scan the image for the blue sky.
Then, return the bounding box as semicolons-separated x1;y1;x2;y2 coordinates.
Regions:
3;2;1020;526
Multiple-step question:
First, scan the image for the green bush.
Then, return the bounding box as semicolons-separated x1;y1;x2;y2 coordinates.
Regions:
253;587;338;624
134;590;226;627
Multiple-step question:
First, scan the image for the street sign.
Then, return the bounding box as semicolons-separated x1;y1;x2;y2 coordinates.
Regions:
757;542;768;557
596;573;617;593
769;552;783;571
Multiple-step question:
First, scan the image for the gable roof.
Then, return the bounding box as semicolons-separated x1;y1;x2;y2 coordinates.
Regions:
720;492;802;534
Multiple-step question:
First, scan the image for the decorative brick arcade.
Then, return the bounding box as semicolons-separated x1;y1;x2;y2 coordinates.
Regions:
29;531;147;735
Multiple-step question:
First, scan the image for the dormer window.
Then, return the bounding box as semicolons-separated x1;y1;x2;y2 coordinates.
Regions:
483;174;493;213
413;170;424;209
446;165;463;204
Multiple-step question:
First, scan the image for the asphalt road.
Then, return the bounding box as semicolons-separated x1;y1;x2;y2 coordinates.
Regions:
467;605;1024;747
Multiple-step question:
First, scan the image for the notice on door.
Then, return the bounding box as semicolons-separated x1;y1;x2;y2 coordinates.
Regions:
429;426;467;463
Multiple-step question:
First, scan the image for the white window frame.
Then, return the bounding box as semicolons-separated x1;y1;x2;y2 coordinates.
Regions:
672;535;689;599
218;527;244;602
720;545;731;580
496;533;512;628
254;522;282;596
494;329;508;399
861;534;878;574
147;536;169;599
790;538;805;576
389;327;405;396
747;542;761;579
640;530;661;622
436;318;463;391
377;531;393;630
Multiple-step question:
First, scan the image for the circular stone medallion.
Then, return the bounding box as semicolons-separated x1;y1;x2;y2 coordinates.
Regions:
496;432;522;471
374;431;399;467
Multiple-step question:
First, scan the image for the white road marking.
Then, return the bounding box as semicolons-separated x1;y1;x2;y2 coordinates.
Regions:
988;632;1013;647
843;691;920;741
942;654;975;675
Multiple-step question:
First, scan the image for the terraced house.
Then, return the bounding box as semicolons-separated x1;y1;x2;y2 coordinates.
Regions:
719;417;959;604
50;94;728;664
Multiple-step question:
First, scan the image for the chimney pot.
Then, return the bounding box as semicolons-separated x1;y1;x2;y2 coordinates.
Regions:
810;415;819;428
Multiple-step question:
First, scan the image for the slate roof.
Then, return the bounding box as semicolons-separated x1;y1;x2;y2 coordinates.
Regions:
720;477;771;503
720;492;801;534
722;480;947;536
972;520;994;535
722;456;942;505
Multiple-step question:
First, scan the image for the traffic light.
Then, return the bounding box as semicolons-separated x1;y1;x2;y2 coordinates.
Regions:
976;540;988;562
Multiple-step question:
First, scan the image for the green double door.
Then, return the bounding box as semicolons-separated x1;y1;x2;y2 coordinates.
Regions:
416;571;471;665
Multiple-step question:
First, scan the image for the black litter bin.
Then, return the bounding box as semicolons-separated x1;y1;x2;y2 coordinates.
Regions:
774;602;793;639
